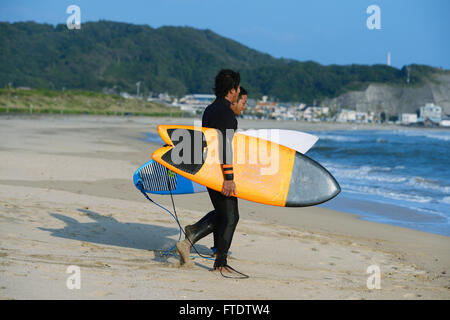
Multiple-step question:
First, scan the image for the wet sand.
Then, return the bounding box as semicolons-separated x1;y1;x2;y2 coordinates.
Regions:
0;115;448;299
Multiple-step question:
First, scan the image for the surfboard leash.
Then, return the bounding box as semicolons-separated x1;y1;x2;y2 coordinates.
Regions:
136;170;249;279
135;179;182;249
163;168;219;262
136;174;214;261
218;265;249;279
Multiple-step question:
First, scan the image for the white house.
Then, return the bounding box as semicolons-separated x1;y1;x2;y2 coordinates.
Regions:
419;103;442;123
337;109;356;122
176;94;216;113
400;113;418;125
440;116;450;127
302;106;329;121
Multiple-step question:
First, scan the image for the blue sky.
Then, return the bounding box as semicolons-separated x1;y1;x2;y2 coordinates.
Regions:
1;0;449;69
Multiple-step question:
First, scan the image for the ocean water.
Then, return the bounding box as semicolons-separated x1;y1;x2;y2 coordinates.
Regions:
142;129;450;236
307;129;450;236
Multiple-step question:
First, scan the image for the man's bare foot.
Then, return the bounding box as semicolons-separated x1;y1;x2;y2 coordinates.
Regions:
176;239;192;266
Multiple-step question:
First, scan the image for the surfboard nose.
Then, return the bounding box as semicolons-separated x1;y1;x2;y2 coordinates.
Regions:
285;152;341;207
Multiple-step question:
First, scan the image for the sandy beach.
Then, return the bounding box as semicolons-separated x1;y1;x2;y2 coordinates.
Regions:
0;115;448;300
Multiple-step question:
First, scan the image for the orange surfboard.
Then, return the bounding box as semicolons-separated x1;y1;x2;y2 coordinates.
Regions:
152;125;340;207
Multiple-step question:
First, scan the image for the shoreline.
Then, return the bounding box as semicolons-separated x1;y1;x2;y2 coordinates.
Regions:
0;115;448;299
2;113;450;132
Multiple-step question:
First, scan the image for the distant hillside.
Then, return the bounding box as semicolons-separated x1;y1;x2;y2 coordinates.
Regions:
0;21;448;105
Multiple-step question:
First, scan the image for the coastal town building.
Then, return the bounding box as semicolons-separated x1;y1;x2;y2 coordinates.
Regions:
156;92;172;104
301;106;330;121
335;109;375;123
336;109;357;122
400;113;418;125
418;103;442;123
440;116;450;127
175;94;215;113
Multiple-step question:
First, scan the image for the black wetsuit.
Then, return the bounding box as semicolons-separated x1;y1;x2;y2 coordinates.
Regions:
186;98;239;268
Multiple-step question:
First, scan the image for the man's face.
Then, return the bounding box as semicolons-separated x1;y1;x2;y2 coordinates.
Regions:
231;85;240;103
237;94;247;114
231;94;247;116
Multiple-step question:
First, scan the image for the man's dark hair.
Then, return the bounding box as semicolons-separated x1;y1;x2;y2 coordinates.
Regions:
214;69;240;99
238;87;247;100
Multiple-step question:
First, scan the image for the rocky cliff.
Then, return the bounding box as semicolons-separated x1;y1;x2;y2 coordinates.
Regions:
321;73;450;116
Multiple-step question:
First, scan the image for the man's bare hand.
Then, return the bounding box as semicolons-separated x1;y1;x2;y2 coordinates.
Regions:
222;180;236;197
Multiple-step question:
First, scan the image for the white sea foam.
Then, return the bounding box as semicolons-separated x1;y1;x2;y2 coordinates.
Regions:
324;164;407;183
393;130;450;142
442;197;450;205
314;134;361;142
407;177;450;194
342;184;434;204
325;163;450;192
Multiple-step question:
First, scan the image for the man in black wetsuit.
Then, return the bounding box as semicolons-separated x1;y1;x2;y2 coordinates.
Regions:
176;70;244;273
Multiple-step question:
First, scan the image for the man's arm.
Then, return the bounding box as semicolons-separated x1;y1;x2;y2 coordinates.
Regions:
220;130;236;197
219;116;237;195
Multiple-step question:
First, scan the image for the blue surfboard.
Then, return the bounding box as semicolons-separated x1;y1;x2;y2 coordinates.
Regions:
133;159;207;195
